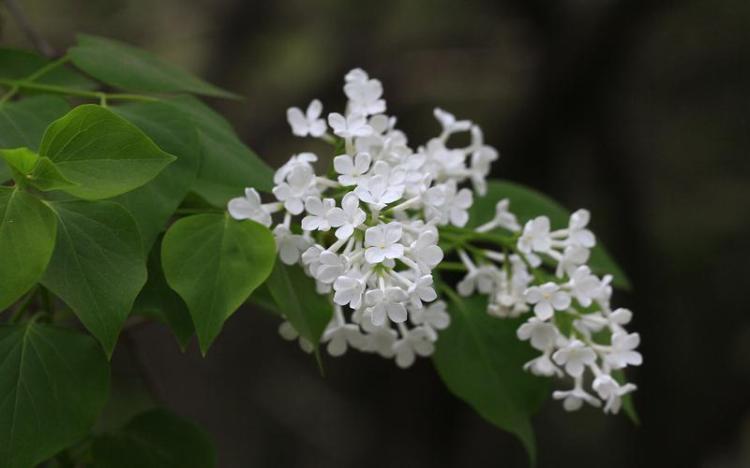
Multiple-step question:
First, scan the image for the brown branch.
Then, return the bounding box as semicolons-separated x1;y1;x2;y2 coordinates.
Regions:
2;0;55;57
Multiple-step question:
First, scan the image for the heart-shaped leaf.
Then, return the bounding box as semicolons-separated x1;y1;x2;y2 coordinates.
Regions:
162;215;276;354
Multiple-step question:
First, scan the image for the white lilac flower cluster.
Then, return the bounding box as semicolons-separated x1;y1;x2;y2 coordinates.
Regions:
228;68;497;368
456;203;642;414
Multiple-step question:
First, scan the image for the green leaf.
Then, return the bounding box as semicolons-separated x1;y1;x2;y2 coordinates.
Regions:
0;48;96;89
432;292;550;464
0;187;57;310
162;215;276;354
0;96;69;150
41;200;147;356
112;101;202;250
162;97;274;206
469;180;632;289
92;408;215;468
264;262;333;349
69;34;236;99
0;322;109;468
39;104;176;200
0;147;77;191
133;241;194;350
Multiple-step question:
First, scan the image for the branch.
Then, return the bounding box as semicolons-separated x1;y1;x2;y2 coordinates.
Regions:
2;0;55;57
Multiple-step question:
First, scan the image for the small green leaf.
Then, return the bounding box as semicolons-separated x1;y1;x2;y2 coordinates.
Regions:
162;97;274;206
0;147;77;191
0;187;57;310
112;101;202;249
41;200;147;356
264;262;333;349
469;180;632;289
0;322;110;468
0;96;69;150
39;104;176;200
0;147;38;174
92;408;215;468
133;241;194;350
69;34;236;99
0;48;96;89
162;215;276;354
432;292;550;464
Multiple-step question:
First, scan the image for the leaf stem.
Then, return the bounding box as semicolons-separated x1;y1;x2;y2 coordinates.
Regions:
0;78;159;103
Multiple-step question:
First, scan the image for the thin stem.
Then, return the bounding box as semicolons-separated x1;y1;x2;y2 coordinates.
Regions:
0;78;158;102
435;261;467;272
26;55;70;82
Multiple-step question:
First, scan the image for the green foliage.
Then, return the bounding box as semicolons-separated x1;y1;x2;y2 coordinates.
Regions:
91;408;216;468
0;187;57;310
0;147;76;191
263;262;333;349
69;34;236;98
469;180;632;289
161;96;274;206
0;96;69;180
133;240;194;350
0;322;109;468
433;292;550;463
161;215;276;354
0;48;95;89
38;105;176;200
41;200;147;356
112;101;202;249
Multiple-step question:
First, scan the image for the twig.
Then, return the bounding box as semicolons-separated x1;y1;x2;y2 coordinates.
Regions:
2;0;56;57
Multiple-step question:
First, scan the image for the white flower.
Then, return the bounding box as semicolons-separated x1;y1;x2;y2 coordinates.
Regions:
301;197;337;231
523;354;563;377
556;245;590;277
278;321;313;353
394;327;435;368
605;332;642;369
567;209;596;248
322;322;366;356
328;193;366;240
227;188;272;227
408;275;438;309
333;268;366;309
273;225;310;265
517;317;560;351
434;108;472;135
552;340;597;378
553;386;602;411
411;300;450;340
274;152;317;185
287;99;326;137
364;287;408;326
315;251;346;284
328;112;373;138
363;326;398;358
524;282;571;320
518;216;552;253
344;76;386;116
354;174;404;208
334;152;371;186
408;231;444;273
364;222;404;264
568;266;602;307
457;265;499;297
592;374;637;414
492;199;520;232
436;181;473;227
272;164;316;215
468;126;498;195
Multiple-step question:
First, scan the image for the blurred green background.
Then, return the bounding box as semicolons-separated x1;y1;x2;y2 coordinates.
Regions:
2;0;749;467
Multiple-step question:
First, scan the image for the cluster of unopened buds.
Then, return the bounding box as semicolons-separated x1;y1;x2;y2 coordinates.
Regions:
227;68;641;414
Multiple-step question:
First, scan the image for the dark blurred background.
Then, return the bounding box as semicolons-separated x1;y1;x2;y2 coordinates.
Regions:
2;0;749;467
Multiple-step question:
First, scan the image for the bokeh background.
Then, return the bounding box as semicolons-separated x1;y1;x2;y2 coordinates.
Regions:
2;0;749;467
